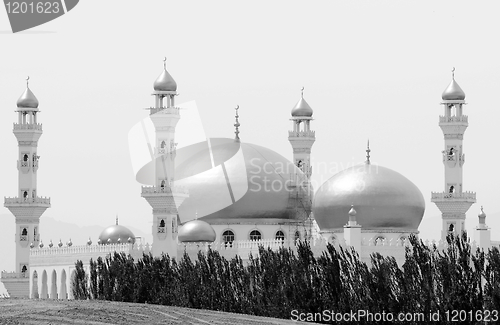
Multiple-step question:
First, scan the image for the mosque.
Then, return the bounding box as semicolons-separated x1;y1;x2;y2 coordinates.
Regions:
0;63;494;299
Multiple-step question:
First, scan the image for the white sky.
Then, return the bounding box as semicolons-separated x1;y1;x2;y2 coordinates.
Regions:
0;0;499;274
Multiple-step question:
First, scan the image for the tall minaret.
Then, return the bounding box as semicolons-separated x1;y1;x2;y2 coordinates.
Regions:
288;87;315;180
1;77;50;298
431;69;476;241
141;59;188;259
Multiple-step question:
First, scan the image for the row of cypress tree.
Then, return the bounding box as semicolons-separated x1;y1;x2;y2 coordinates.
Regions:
71;233;500;324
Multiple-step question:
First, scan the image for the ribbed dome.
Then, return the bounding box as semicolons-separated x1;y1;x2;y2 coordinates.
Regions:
442;78;465;101
178;220;216;242
153;68;177;91
17;87;39;109
98;224;136;245
313;163;425;231
291;97;313;117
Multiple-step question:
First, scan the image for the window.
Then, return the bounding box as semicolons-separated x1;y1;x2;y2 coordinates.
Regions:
159;219;165;227
23;154;28;162
22;228;28;236
448;224;455;232
249;230;261;241
275;230;285;241
222;230;235;245
294;231;300;242
374;236;385;246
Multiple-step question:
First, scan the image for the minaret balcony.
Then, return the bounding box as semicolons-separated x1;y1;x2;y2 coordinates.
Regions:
141;185;189;196
439;115;468;124
288;130;316;138
13;123;43;131
4;196;51;207
148;106;181;116
431;191;476;203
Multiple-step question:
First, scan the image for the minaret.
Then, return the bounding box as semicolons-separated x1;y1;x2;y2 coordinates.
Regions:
1;77;50;298
288;87;315;180
141;59;188;259
474;207;490;250
343;205;361;252
431;69;476;241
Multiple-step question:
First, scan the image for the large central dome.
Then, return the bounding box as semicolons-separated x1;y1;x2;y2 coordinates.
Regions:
313;163;425;231
174;138;307;223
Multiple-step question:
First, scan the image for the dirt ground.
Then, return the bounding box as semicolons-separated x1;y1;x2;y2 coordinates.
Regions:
0;298;314;324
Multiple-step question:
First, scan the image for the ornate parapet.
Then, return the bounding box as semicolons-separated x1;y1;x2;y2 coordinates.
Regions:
13;123;43;131
431;191;476;202
5;196;51;206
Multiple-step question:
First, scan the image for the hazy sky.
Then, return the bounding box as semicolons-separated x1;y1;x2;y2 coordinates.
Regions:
1;1;499;272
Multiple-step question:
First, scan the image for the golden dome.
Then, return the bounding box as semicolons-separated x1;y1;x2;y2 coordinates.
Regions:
153;63;177;91
173;138;307;224
17;87;39;109
98;224;135;245
291;97;313;117
442;77;465;101
313;163;425;231
178;219;216;242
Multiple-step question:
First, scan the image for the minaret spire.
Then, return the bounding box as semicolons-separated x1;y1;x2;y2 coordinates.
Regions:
26;76;29;88
116;215;118;225
234;105;240;142
365;140;371;164
163;57;167;70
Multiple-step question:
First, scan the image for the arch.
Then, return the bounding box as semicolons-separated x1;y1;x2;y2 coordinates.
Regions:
22;228;28;236
374;236;386;246
23;154;28;161
60;269;67;299
222;230;235;247
50;269;58;299
448;223;455;232
294;230;301;242
68;270;76;300
32;270;39;299
41;270;48;299
159;219;165;227
23;191;28;199
275;230;285;241
249;230;262;241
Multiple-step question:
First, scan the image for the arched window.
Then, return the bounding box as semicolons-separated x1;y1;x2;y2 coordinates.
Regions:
374;236;385;246
23;191;28;199
275;230;285;241
161;141;166;148
22;228;28;236
294;231;301;242
449;224;455;232
23;154;28;162
249;230;261;241
222;230;235;245
449;185;455;194
159;219;165;227
160;180;165;188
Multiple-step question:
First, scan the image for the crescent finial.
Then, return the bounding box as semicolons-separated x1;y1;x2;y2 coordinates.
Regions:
301;86;304;98
163;57;167;69
26;76;30;88
452;67;455;79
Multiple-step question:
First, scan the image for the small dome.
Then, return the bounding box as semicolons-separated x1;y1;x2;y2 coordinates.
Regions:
178;219;216;243
98;224;136;245
154;67;177;91
291;97;313;117
442;78;465;101
17;87;39;109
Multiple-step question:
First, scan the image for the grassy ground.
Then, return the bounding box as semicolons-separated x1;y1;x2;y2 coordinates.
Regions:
0;298;314;324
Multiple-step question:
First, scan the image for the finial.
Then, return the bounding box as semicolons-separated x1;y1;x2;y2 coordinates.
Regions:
301;86;304;98
234;105;240;142
116;215;118;225
163;57;167;70
26;76;29;88
452;67;455;79
365;139;371;164
195;210;198;219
